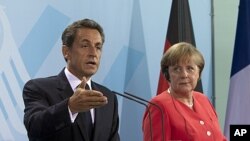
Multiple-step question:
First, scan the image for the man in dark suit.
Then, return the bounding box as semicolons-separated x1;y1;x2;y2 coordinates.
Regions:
23;19;120;141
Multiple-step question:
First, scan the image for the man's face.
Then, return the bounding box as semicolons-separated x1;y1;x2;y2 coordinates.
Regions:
63;28;103;80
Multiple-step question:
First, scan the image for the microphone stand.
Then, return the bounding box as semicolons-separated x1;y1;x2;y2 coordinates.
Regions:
124;91;165;141
112;91;153;141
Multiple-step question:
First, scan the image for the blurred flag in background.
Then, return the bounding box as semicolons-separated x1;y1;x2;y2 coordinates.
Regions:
157;0;203;95
224;0;250;139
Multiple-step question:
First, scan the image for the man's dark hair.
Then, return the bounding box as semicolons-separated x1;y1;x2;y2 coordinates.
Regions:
61;18;105;47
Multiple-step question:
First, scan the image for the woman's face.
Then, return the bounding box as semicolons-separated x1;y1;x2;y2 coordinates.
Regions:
168;59;200;94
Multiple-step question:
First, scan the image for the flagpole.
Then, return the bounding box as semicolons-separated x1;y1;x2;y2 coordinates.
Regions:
210;0;216;107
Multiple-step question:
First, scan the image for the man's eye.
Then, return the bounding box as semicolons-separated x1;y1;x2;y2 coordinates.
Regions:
82;44;89;48
96;46;102;50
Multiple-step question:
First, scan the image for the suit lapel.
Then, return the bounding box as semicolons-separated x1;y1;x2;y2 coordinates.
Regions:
57;69;74;100
92;107;105;141
91;82;107;141
57;69;89;140
76;112;90;141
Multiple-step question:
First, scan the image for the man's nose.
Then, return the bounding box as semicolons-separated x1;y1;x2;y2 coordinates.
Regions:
88;46;97;55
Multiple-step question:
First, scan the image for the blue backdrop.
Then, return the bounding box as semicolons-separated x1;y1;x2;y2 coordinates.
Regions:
0;0;211;140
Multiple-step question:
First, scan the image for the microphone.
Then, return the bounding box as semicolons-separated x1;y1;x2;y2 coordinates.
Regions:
112;91;153;141
124;91;165;141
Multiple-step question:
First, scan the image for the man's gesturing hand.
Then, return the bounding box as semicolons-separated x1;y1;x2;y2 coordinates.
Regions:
68;77;108;113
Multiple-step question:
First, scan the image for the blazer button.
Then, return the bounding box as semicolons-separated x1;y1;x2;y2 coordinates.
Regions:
207;131;211;136
199;120;204;125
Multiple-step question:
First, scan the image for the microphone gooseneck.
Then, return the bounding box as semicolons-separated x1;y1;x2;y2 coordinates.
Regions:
124;91;165;141
112;91;153;141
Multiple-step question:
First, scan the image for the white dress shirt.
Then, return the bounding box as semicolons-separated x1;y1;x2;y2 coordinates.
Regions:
64;68;94;123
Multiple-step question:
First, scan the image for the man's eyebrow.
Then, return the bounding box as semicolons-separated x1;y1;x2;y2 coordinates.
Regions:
80;39;90;42
80;39;103;45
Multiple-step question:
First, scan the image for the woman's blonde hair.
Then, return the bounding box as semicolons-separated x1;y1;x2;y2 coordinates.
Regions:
161;42;204;81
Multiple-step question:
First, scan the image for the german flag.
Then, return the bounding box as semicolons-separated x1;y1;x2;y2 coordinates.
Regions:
157;0;203;94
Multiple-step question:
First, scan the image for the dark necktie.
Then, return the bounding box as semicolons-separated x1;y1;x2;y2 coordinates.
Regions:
84;84;93;140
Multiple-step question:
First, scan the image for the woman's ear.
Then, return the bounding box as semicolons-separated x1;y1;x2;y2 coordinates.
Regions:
164;72;170;82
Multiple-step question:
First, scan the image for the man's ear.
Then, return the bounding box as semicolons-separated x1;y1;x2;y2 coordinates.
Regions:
62;45;69;60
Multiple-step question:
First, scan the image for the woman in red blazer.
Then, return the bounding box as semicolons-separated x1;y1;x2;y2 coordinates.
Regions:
143;42;227;141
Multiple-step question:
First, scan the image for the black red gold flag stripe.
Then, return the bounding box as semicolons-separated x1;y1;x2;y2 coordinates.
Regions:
157;0;203;94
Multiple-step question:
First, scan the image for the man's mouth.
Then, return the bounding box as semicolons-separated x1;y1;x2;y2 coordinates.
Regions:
86;61;96;65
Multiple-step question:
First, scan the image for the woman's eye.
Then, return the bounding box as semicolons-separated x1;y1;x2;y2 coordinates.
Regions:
174;67;181;72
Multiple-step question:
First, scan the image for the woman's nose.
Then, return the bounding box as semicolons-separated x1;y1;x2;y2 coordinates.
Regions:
180;69;188;77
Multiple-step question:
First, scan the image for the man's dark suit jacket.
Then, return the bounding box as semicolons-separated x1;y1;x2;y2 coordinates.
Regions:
23;69;120;141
